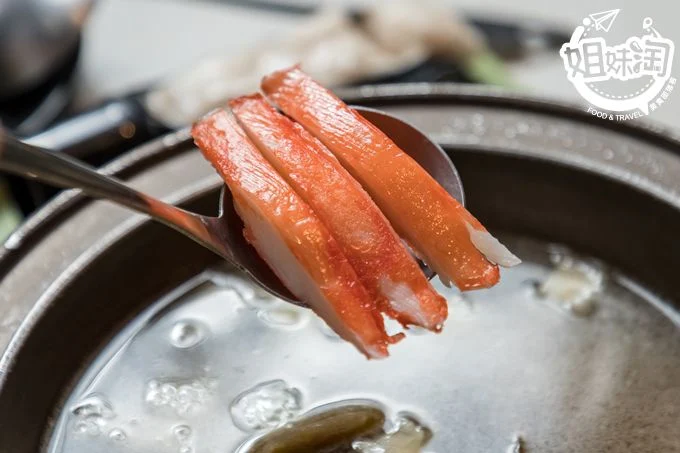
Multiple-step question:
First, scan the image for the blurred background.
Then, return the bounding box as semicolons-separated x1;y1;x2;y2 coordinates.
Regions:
1;0;678;241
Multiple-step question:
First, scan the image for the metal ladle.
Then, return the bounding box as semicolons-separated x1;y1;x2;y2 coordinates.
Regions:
0;107;464;304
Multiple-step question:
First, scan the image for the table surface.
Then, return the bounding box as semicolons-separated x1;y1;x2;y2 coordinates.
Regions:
76;0;679;129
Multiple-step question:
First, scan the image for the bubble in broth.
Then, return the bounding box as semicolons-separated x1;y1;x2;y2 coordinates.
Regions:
70;394;116;437
256;306;309;329
108;428;127;442
144;378;216;416
230;380;303;432
169;320;208;349
173;424;193;441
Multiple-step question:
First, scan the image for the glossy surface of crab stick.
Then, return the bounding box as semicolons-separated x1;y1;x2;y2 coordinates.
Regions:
192;110;393;358
231;94;447;330
262;67;502;290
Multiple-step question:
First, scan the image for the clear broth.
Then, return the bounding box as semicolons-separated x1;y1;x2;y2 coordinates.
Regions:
48;236;680;453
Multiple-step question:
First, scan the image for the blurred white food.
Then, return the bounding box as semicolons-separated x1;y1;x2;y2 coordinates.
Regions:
146;1;487;127
538;257;604;316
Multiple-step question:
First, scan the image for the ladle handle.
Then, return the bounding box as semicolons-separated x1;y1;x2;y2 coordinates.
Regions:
0;128;225;258
0;127;159;215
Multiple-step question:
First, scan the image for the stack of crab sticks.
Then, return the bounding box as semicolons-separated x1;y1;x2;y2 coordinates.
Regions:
191;67;519;358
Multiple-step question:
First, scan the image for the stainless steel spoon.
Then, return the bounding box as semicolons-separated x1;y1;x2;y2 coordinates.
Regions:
0;106;464;305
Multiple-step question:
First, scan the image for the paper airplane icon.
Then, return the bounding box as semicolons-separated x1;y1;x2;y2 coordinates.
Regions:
589;9;620;32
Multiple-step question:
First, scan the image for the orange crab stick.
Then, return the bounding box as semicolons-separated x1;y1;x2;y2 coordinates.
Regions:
262;67;517;291
192;110;395;358
231;94;448;330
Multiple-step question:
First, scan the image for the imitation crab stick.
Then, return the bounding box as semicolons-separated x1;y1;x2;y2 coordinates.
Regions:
192;110;396;358
231;94;448;330
262;67;520;291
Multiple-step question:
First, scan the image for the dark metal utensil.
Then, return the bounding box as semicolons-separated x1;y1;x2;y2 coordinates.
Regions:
0;106;463;303
0;0;94;100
